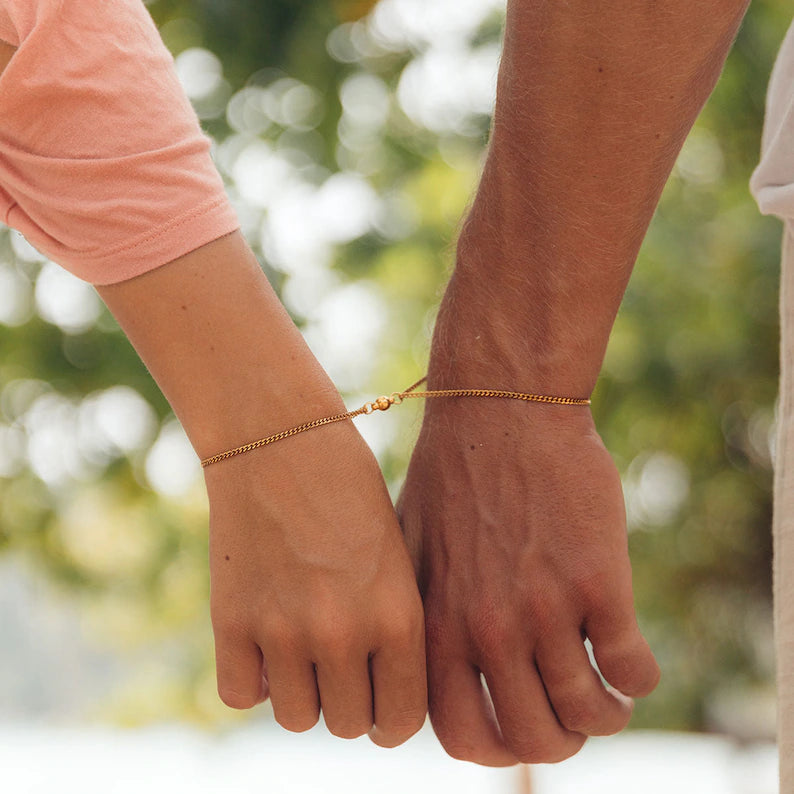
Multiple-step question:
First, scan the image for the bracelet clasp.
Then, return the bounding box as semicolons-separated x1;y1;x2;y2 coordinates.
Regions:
364;395;395;414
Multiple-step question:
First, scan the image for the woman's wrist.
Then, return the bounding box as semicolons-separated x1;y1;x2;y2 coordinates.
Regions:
193;360;346;464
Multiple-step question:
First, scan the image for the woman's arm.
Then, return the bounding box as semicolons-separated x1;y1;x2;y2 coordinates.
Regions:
96;231;427;746
1;0;426;742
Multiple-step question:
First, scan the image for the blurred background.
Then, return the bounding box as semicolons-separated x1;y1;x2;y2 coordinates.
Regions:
0;0;790;790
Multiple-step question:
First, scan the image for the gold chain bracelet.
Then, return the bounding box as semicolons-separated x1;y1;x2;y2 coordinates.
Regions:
200;376;591;468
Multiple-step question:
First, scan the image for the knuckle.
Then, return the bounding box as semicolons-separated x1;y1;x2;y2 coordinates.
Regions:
596;642;646;686
433;721;481;763
369;732;404;749
554;692;601;734
381;605;423;646
557;734;588;762
606;654;660;697
508;738;547;765
440;736;482;763
326;717;372;740
599;647;634;681
274;709;320;734
217;686;259;710
375;709;426;746
259;613;301;650
574;572;613;610
310;616;359;657
510;735;585;765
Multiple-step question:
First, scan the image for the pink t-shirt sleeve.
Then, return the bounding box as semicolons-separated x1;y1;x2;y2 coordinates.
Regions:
0;0;240;285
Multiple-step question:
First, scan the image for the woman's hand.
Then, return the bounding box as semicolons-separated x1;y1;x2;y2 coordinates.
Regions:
97;232;426;745
205;418;426;745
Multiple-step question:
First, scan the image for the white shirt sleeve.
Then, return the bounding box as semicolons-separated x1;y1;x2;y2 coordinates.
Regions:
750;20;794;228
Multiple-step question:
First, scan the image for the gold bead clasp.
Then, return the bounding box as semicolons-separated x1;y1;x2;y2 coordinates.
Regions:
374;396;392;411
361;395;395;414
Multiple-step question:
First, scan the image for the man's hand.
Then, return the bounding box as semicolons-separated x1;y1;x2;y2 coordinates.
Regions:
206;419;426;746
398;387;658;765
394;0;749;764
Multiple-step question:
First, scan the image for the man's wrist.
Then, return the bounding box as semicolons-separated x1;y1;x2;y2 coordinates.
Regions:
427;234;606;399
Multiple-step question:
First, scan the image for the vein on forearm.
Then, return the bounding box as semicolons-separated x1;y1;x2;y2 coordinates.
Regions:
436;0;751;394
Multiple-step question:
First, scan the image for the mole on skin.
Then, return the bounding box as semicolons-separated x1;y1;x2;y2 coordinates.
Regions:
225;555;230;561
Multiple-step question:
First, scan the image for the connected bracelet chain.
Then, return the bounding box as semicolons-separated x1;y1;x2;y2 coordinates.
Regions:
200;376;591;467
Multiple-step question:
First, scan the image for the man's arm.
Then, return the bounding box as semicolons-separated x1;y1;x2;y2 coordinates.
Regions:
398;0;750;766
97;232;427;747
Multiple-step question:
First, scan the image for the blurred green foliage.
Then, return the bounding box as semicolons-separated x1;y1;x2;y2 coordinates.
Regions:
0;0;789;733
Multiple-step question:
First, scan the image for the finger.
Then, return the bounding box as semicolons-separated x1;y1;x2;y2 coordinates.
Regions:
428;654;517;767
484;658;586;764
266;655;321;732
584;607;661;698
214;631;267;710
368;641;427;748
316;656;374;739
535;629;634;736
